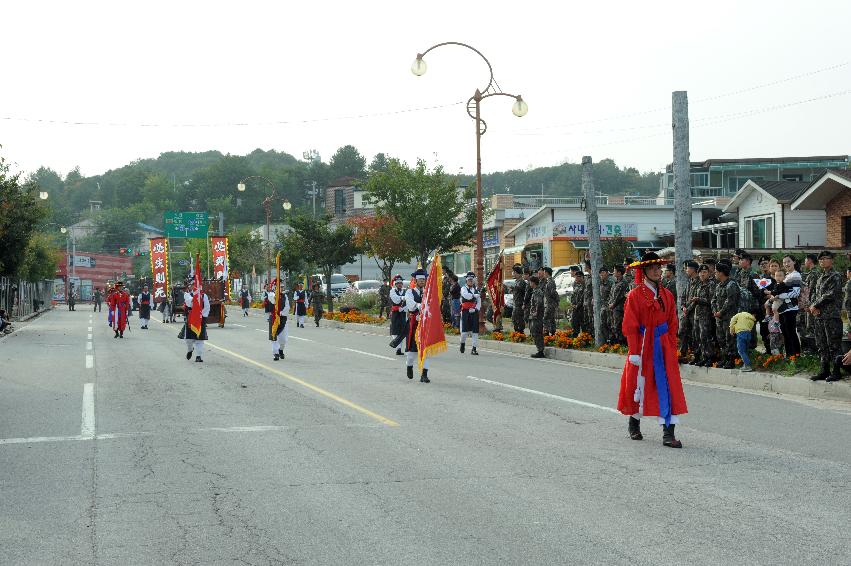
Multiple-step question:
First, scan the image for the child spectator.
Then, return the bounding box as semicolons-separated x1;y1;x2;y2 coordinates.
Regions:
730;310;757;372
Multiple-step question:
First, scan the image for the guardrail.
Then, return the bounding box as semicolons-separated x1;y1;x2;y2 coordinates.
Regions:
0;277;54;320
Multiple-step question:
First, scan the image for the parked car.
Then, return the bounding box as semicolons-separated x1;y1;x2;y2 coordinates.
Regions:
313;273;353;297
353;279;382;295
554;270;576;297
502;279;516;318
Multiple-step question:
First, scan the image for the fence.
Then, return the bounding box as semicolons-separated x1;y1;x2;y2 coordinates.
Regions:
0;277;54;320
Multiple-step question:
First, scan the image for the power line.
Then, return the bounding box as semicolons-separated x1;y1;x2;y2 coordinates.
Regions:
0;100;465;129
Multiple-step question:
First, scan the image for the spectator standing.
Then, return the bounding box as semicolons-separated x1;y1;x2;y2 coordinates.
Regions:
449;274;461;329
692;264;716;367
571;271;586;334
377;280;390;319
809;251;844;381
608;265;628;345
510;264;528;334
93;288;103;312
730;310;756;371
712;263;740;369
801;253;820;352
662;264;678;302
541;267;559;336
678;261;699;357
528;276;545;358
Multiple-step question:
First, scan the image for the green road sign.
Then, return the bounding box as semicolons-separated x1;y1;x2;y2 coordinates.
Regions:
164;211;209;238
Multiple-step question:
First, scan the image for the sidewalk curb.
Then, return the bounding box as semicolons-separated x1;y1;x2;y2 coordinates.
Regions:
327;320;851;403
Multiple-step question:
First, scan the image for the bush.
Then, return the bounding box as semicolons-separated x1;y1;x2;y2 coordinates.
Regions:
337;289;379;312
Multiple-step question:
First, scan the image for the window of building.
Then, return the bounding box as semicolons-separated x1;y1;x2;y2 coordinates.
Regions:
782;174;803;182
744;215;774;248
727;176;763;194
844;217;851;247
334;189;345;215
689;172;709;187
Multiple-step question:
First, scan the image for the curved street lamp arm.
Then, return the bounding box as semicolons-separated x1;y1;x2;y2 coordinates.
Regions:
238;175;278;197
417;41;494;96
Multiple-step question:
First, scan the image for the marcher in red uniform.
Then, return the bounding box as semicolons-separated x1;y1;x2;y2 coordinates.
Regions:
108;281;131;338
617;252;688;448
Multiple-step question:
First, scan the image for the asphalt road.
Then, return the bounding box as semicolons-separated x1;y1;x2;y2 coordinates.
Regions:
1;308;849;565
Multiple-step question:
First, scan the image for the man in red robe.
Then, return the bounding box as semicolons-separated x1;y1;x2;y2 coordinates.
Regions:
617;252;688;448
108;281;131;338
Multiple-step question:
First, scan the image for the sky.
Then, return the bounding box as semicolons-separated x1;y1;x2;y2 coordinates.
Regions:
2;0;850;181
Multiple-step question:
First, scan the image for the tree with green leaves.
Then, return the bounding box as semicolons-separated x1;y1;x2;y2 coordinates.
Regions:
368;153;390;175
349;215;411;283
363;158;478;267
329;145;367;181
0;158;48;276
18;232;61;282
602;236;633;270
287;214;359;312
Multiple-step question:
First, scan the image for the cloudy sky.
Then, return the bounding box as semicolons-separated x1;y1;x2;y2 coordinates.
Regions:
2;0;850;180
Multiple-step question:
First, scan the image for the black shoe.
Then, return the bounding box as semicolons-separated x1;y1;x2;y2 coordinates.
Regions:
826;361;843;382
274;354;279;361
186;351;193;360
811;361;830;381
460;343;465;354
119;332;124;338
195;356;203;363
628;417;643;440
721;361;734;370
315;321;319;327
279;349;285;359
406;366;414;380
396;349;403;356
531;351;546;358
114;332;119;338
662;424;682;448
471;347;478;356
420;369;430;383
689;358;702;366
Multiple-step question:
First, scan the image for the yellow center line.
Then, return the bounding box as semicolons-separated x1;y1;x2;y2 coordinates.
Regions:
205;341;399;427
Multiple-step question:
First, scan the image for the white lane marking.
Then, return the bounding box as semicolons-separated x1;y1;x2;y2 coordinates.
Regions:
198;424;382;433
289;336;312;342
86;341;93;350
255;329;265;333
81;383;96;438
85;354;93;369
87;333;92;340
231;323;246;328
0;435;91;446
341;347;396;362
87;327;93;332
466;375;621;415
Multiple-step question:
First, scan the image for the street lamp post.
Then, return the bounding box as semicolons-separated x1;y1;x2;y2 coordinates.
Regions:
237;176;291;285
412;42;527;332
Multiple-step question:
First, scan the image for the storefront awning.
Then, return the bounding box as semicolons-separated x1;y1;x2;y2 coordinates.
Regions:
502;245;525;254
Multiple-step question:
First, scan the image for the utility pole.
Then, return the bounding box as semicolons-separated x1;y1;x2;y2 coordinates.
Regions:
218;212;224;236
582;156;603;346
672;91;692;309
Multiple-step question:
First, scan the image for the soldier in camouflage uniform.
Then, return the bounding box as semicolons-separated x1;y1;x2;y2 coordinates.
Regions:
843;266;851;318
510;264;528;334
608;265;628;345
582;269;595;337
522;268;533;326
678;261;699;358
570;271;586;334
809;251;844;381
528;275;546;358
597;266;613;343
662;264;678;302
691;264;716;366
540;266;560;335
733;253;761;348
800;253;820;352
712;262;740;369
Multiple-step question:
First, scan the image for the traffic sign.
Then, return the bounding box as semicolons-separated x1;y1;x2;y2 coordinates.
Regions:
164;211;209;238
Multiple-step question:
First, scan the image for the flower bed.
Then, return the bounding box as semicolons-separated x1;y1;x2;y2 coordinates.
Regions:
323;310;386;325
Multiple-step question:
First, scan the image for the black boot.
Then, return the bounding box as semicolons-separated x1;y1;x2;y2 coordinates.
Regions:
195;356;203;363
396;349;403;356
662;424;682;448
628;417;643;440
460;342;465;353
186;350;193;360
273;354;280;361
826;360;843;382
114;330;119;338
420;368;430;383
811;361;830;381
406;365;414;380
471;347;478;356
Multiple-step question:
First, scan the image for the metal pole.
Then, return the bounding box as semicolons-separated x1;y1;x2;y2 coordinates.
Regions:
218;212;224;236
312;181;317;218
475;90;486;334
265;199;272;285
583;156;603;346
65;236;70;303
672;91;692;309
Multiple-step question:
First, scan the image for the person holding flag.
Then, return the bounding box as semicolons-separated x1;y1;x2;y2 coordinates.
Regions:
404;269;430;381
108;282;131;338
137;285;152;329
292;282;308;328
411;256;448;382
459;272;482;355
388;275;408;355
268;254;290;361
180;256;210;363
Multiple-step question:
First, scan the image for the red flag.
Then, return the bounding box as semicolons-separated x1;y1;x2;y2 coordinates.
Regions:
270;253;282;337
486;256;504;318
189;254;203;337
416;254;447;369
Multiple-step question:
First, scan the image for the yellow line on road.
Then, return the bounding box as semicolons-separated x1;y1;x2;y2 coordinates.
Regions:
206;342;399;427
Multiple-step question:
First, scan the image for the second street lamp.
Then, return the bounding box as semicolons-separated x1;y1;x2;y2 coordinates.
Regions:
412;41;527;333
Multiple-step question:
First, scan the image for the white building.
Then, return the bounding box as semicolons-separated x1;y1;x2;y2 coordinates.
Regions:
722;180;824;249
504;204;702;269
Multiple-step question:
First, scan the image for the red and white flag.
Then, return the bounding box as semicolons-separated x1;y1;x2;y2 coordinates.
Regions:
188;254;203;337
486;256;504;319
416;253;447;369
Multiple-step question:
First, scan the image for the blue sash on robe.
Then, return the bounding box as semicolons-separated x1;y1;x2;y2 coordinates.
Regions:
639;322;672;425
